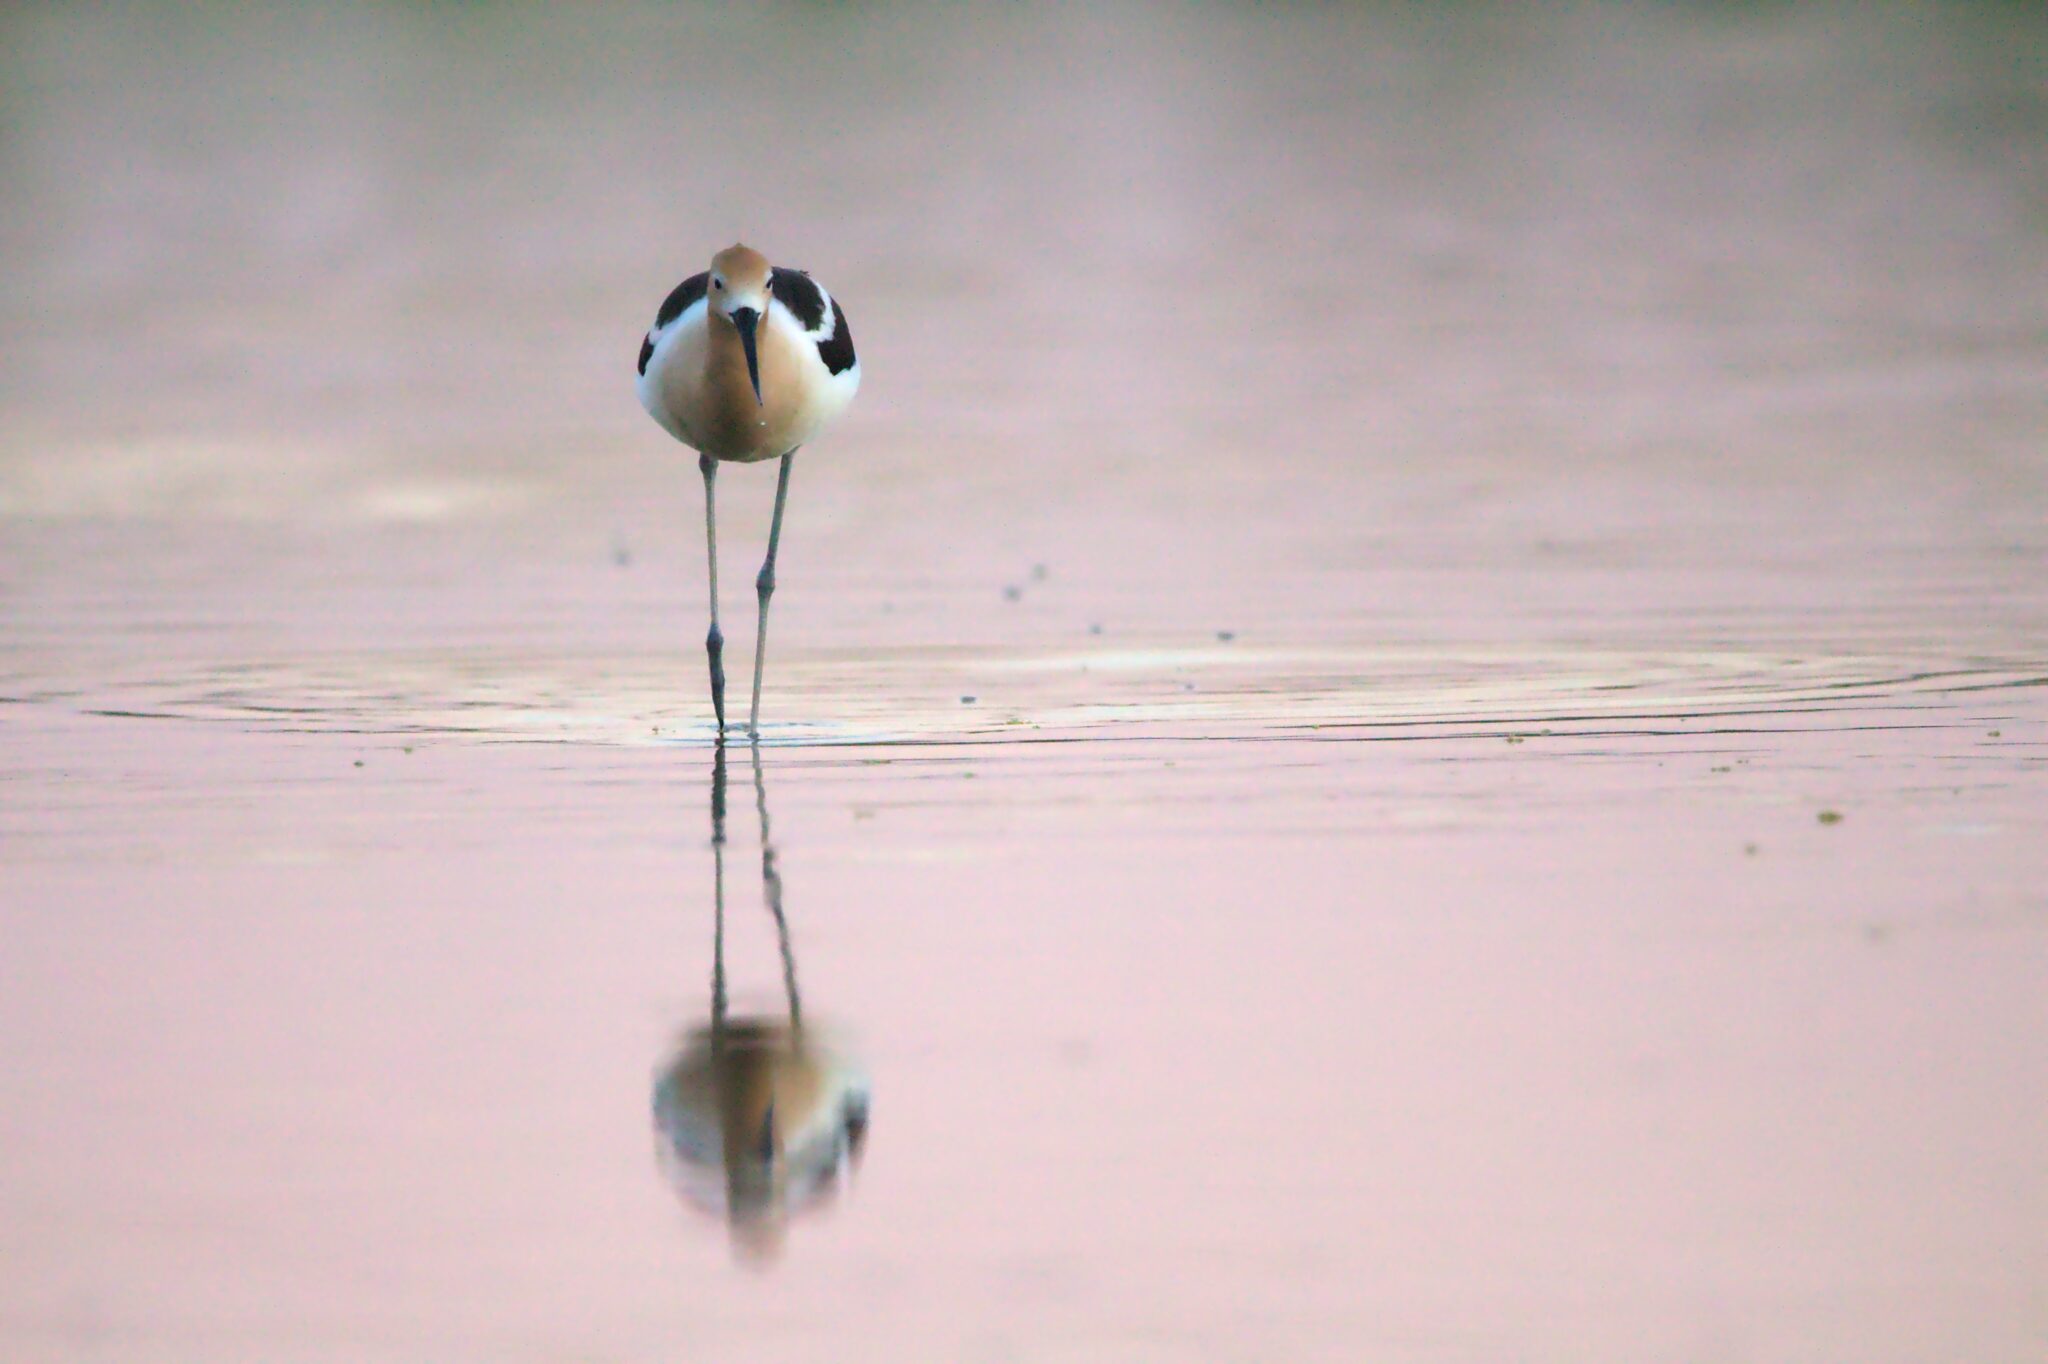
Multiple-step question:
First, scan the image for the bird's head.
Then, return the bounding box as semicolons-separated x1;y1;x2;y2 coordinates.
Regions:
709;243;773;404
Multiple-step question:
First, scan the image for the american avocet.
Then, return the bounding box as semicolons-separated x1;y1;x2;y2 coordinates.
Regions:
636;244;861;737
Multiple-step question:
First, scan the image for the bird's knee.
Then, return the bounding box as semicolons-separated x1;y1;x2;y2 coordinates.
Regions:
755;567;775;600
706;624;724;653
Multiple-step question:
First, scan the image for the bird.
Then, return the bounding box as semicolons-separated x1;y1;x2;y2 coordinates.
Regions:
636;244;861;738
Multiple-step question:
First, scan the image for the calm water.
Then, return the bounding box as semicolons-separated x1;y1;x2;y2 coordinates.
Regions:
3;4;2046;1361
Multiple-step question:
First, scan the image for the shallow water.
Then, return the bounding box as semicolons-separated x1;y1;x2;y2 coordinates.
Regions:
4;4;2047;1361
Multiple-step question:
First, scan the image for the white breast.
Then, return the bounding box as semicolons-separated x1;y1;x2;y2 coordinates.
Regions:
636;298;709;444
637;297;860;459
766;297;861;448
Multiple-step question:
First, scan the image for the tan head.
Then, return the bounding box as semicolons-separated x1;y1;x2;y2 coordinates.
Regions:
709;243;773;403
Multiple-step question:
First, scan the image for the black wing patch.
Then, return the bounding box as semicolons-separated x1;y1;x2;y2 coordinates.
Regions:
654;271;708;329
818;297;856;375
642;271;709;374
770;267;826;331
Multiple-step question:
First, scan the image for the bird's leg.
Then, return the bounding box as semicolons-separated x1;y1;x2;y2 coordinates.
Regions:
747;449;797;737
699;452;727;735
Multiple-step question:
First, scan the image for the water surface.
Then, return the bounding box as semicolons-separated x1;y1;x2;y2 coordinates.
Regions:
3;4;2046;1361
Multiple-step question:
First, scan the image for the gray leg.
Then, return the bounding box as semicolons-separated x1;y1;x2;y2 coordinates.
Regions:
699;453;727;735
747;449;797;737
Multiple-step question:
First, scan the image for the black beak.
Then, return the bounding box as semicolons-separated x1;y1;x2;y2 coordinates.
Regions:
731;307;763;405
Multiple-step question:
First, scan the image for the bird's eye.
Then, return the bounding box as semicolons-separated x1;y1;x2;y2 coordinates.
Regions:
712;277;723;289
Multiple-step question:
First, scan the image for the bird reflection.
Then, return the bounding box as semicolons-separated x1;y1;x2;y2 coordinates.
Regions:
651;741;869;1262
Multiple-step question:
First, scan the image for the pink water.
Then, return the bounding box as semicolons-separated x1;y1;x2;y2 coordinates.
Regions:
3;5;2046;1361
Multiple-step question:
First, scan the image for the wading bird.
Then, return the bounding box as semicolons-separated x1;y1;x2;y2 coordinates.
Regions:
636;244;860;737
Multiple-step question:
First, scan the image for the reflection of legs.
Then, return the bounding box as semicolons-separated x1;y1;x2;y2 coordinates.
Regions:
709;743;729;1050
750;739;801;1032
748;450;797;737
700;453;727;734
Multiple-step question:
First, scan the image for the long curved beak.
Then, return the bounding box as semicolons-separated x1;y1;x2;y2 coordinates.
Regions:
731;307;763;405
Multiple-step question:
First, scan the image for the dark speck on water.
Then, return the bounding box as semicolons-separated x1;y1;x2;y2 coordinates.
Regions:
1818;810;1845;825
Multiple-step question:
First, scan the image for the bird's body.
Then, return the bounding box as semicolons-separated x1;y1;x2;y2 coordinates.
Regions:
635;245;860;736
637;262;860;463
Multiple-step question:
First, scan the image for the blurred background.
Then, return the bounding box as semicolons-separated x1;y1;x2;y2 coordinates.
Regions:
3;4;2045;1361
5;4;2042;594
